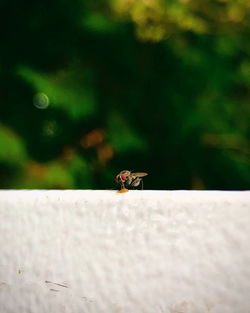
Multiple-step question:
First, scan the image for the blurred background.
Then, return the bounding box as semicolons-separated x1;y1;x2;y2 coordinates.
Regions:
0;0;249;190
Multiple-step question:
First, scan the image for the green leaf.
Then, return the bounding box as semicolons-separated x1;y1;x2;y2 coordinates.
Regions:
18;66;97;119
0;124;27;165
108;113;147;153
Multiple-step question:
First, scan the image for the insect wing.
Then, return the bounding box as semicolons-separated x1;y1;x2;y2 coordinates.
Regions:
131;172;148;178
130;177;141;187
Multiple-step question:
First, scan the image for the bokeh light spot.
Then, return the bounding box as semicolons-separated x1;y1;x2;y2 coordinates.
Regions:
97;144;114;163
81;128;105;148
33;92;50;109
43;120;57;137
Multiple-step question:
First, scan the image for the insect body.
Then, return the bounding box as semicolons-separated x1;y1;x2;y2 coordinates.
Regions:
116;170;148;192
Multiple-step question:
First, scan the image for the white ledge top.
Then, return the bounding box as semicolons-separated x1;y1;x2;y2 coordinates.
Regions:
0;189;250;313
0;189;249;198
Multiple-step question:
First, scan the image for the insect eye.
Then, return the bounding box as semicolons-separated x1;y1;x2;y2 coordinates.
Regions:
120;174;127;180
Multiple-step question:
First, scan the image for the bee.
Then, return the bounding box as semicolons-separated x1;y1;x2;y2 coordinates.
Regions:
115;170;148;192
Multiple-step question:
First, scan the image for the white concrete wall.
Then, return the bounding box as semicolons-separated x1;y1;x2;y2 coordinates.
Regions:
0;190;250;313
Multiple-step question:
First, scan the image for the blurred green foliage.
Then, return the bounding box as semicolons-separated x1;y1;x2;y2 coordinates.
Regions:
0;0;249;189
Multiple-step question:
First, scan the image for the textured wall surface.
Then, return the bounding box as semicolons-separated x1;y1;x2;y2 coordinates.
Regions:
0;190;250;313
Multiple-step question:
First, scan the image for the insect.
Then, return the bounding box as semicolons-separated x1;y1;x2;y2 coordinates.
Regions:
115;170;148;193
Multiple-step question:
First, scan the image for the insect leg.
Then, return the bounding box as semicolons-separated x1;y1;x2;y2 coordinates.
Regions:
120;181;125;189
